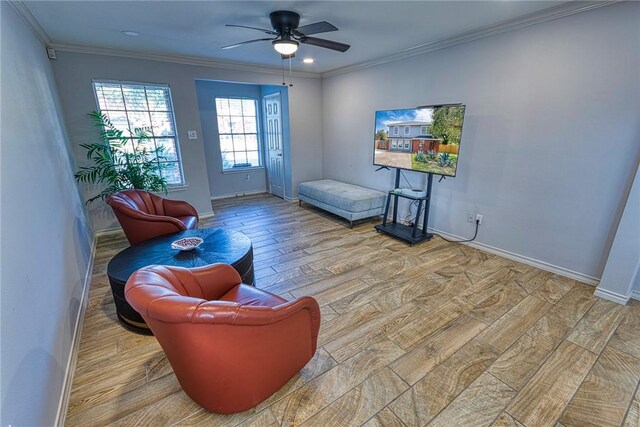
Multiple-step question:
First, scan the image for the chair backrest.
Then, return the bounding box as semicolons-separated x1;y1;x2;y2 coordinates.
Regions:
107;189;165;216
125;265;236;323
126;265;288;327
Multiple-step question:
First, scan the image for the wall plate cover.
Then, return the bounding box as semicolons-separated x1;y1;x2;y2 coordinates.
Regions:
187;131;198;140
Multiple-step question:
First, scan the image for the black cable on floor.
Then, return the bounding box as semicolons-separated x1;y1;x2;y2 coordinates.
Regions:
400;188;480;243
432;220;480;243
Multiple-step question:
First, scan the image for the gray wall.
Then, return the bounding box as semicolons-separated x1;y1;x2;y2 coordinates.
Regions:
195;80;293;200
196;80;266;198
196;80;292;199
597;163;640;301
0;4;94;425
51;51;323;231
321;2;640;281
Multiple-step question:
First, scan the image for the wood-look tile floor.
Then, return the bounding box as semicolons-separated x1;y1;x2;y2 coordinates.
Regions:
66;194;640;427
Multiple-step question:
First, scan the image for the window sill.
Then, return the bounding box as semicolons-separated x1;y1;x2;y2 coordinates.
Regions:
222;167;265;175
167;184;189;192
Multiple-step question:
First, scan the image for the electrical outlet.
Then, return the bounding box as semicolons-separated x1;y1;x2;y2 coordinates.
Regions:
475;213;483;224
187;130;198;140
467;212;476;223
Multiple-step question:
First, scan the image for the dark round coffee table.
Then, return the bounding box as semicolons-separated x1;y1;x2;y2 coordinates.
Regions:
107;228;254;334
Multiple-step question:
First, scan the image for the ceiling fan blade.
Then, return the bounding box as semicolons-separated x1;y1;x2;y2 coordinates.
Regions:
221;38;274;50
295;21;338;36
225;24;277;35
300;36;350;52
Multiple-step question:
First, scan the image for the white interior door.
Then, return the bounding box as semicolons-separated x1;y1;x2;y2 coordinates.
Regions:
264;93;285;199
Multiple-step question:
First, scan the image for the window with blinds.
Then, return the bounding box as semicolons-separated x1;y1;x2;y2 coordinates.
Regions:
214;97;261;170
92;81;184;185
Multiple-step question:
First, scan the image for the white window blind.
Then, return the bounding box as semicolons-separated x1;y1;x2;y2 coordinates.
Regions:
215;97;261;170
92;81;184;185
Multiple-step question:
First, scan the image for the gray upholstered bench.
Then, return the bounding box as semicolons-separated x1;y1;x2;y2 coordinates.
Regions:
298;179;386;228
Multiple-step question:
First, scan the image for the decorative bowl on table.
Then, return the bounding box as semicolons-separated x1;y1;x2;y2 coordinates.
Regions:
171;237;203;251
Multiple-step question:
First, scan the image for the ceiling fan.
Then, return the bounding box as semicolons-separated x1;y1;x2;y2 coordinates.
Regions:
222;10;350;58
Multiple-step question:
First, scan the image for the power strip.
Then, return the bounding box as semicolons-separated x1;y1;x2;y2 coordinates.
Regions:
393;188;427;198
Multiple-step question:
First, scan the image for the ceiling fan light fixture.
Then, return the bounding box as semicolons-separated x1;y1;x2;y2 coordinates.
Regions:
273;39;299;55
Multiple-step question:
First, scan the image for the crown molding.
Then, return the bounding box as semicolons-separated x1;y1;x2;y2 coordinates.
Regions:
11;0;617;80
7;0;51;46
48;42;322;79
321;0;619;78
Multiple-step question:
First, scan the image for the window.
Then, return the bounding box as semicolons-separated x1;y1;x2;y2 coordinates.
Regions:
393;126;399;135
92;80;184;185
404;140;411;149
391;140;397;149
404;126;410;135
421;125;428;134
215;98;261;170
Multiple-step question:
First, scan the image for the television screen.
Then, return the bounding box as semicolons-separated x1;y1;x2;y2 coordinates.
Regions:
373;104;466;177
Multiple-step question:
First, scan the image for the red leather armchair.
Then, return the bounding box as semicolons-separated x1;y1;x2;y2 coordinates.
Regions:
106;189;198;245
125;264;321;414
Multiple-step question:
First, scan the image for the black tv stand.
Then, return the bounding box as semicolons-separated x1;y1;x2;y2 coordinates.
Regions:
375;169;434;246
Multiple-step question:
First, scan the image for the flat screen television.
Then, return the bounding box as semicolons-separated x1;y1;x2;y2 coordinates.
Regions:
373;104;466;177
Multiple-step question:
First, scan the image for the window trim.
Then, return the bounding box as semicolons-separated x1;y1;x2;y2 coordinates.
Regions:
91;79;186;187
214;96;263;171
221;166;265;175
421;125;428;134
404;126;410;135
393;126;399;135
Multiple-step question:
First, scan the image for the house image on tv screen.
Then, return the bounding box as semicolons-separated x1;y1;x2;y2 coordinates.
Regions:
378;121;442;153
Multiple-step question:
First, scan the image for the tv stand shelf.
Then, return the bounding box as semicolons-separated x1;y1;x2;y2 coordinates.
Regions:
374;171;434;246
375;222;433;245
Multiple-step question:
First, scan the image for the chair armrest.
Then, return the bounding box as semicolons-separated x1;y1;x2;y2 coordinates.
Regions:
191;296;320;355
112;204;188;230
190;264;242;300
163;198;199;220
193;296;320;328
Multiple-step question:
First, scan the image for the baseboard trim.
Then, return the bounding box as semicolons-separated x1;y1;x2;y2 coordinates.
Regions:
199;211;215;220
95;226;123;239
428;227;600;286
284;196;299;203
593;287;631;305
632;289;640;301
210;190;267;200
54;234;97;427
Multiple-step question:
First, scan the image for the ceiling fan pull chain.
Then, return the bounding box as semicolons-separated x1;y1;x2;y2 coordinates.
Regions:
289;56;293;87
281;57;286;86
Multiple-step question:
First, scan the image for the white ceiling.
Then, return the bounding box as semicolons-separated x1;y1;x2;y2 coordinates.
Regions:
25;1;569;74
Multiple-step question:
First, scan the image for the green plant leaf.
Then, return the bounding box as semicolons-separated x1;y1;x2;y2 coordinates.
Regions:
75;110;171;204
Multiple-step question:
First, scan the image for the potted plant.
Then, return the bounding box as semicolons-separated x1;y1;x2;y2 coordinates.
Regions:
75;111;168;204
